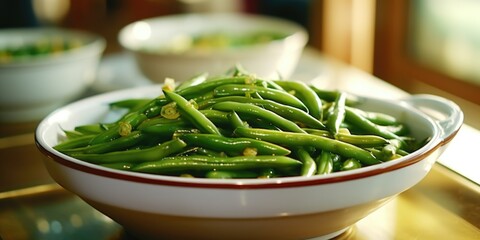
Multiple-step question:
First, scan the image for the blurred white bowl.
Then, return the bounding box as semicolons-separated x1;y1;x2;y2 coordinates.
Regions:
0;28;105;122
118;13;308;83
36;84;463;239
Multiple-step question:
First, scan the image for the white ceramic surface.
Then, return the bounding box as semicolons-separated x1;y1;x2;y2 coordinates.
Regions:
35;84;463;239
0;28;105;122
118;13;308;83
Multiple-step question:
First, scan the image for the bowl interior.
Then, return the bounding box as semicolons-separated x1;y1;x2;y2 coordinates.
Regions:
36;84;440;187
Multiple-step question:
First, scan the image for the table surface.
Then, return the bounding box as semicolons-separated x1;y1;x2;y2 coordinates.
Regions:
0;48;479;239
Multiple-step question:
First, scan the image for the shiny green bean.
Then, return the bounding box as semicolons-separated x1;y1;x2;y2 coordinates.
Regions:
59;131;151;154
131;155;302;174
341;158;362;171
345;107;406;144
234;127;381;165
71;138;187;164
197;96;325;129
315;151;335;175
177;133;291;156
212;101;306;133
175;76;254;97
335;133;389;148
326;92;347;135
54;134;96;151
164;90;221;135
213;84;307;111
89;112;147;145
296;148;316;176
275;80;323;120
176;72;209;91
206;170;259;179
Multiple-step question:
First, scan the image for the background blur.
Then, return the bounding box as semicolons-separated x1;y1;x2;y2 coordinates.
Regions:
1;0;479;128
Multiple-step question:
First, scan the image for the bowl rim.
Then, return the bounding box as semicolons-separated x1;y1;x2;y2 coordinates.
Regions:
117;12;309;57
0;27;106;67
35;84;460;190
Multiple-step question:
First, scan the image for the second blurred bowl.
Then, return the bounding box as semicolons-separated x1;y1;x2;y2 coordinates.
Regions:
118;13;308;83
0;28;105;122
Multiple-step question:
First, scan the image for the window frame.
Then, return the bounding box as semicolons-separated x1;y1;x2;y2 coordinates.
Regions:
373;1;480;105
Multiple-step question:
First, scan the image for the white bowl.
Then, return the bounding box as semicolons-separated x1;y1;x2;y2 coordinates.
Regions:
118;13;308;83
35;85;463;239
0;28;105;122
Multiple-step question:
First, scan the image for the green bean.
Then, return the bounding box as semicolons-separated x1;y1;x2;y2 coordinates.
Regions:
206;170;258;179
62;130;85;139
189;91;215;103
59;131;151;154
140;122;197;137
212;102;306;133
315;151;335;175
176;147;226;157
89;112;148;145
54;134;96;151
131;155;302;174
109;98;152;110
303;128;331;137
228;65;285;91
71;138;187;164
176;72;209;91
296;148;316;176
396;148;409;157
234;127;381;165
326;92;347;135
137;97;169;118
275;80;323;120
341;158;362;171
260;79;285;91
335;133;389;148
380;144;397;160
226;64;249;77
248;91;263;99
345;107;405;143
177;133;291;156
213;84;307;111
228;111;248;129
163;90;222;135
310;86;359;105
379;124;409;136
138;117;188;130
199;109;230;126
197;96;325;129
359;110;399;126
231;67;284;90
258;168;279;178
175;76;254;97
74;124;108;135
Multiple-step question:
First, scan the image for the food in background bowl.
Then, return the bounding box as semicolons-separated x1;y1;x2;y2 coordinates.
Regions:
118;13;308;82
0;36;83;62
148;31;289;54
36;69;463;239
0;28;105;122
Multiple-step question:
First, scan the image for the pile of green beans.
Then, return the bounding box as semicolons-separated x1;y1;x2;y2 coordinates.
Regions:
55;67;424;179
